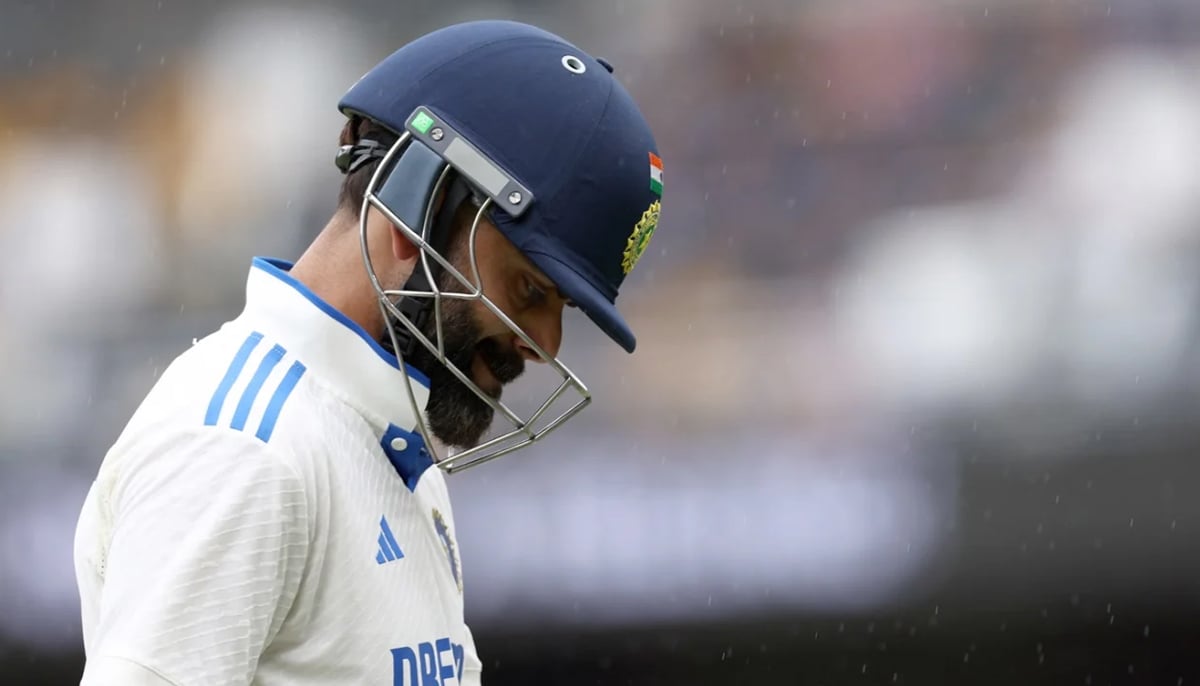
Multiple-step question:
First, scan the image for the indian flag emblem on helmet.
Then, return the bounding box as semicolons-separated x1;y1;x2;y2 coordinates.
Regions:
648;152;664;196
622;200;661;275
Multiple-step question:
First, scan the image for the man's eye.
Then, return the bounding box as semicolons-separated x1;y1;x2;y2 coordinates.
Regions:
525;279;546;305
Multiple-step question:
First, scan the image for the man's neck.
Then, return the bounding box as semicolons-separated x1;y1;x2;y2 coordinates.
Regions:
290;214;387;343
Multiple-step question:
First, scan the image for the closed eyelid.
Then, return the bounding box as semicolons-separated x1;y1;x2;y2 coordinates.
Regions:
521;268;572;307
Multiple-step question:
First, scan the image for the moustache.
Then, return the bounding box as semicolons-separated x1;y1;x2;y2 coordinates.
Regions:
474;336;525;386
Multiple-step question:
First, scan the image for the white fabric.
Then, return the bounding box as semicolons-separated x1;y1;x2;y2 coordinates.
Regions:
75;259;482;685
81;655;182;686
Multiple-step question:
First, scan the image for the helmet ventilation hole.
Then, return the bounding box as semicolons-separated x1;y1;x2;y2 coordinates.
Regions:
561;55;587;74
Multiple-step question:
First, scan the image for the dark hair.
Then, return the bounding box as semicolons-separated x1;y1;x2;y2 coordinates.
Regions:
336;115;395;218
334;116;474;253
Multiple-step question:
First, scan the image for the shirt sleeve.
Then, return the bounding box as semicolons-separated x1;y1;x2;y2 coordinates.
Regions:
460;624;484;686
80;427;309;686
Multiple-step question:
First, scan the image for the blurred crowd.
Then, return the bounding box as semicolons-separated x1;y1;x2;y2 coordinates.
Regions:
3;0;1200;654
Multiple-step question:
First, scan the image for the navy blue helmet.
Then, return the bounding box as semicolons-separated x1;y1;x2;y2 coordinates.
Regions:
336;20;664;472
339;19;663;353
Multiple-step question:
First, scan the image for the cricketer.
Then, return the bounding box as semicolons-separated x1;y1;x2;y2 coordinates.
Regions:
72;19;663;686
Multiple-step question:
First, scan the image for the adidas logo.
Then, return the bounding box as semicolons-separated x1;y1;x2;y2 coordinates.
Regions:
375;516;405;565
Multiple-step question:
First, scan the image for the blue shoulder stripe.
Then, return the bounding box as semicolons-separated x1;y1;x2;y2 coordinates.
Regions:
231;344;286;431
205;332;264;426
256;361;307;443
203;332;306;443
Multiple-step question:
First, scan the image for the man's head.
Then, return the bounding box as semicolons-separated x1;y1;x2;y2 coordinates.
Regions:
332;20;663;470
336;116;571;450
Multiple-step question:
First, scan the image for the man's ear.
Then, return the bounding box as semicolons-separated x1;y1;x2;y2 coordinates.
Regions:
373;177;452;264
362;206;420;262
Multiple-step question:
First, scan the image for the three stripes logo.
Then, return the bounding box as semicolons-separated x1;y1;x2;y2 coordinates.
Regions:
205;331;307;443
375;516;405;565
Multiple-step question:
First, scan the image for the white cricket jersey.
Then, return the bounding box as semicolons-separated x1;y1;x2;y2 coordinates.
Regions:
74;257;483;686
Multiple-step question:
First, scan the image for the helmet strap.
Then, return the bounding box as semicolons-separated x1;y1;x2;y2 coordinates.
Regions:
335;136;395;175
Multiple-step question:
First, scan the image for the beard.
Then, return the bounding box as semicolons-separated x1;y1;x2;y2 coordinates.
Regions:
400;281;526;449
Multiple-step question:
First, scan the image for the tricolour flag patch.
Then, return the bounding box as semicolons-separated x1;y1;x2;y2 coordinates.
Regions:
648;152;663;196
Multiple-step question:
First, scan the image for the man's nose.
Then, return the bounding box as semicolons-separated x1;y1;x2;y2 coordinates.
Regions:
512;310;563;362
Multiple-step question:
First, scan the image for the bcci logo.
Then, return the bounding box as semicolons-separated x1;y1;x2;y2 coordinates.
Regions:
622;199;661;275
432;508;462;593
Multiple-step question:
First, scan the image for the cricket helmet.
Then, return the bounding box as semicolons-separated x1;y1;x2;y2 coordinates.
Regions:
335;20;663;471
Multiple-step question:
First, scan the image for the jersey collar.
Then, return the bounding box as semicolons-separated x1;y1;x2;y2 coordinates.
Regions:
239;257;430;430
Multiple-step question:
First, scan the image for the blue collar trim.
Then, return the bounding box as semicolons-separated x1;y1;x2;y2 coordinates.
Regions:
381;423;434;490
251;257;431;389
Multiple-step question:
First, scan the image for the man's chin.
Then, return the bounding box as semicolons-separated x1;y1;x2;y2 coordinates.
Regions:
425;385;497;450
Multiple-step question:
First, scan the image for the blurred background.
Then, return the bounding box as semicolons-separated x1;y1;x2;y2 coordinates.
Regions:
3;0;1200;683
